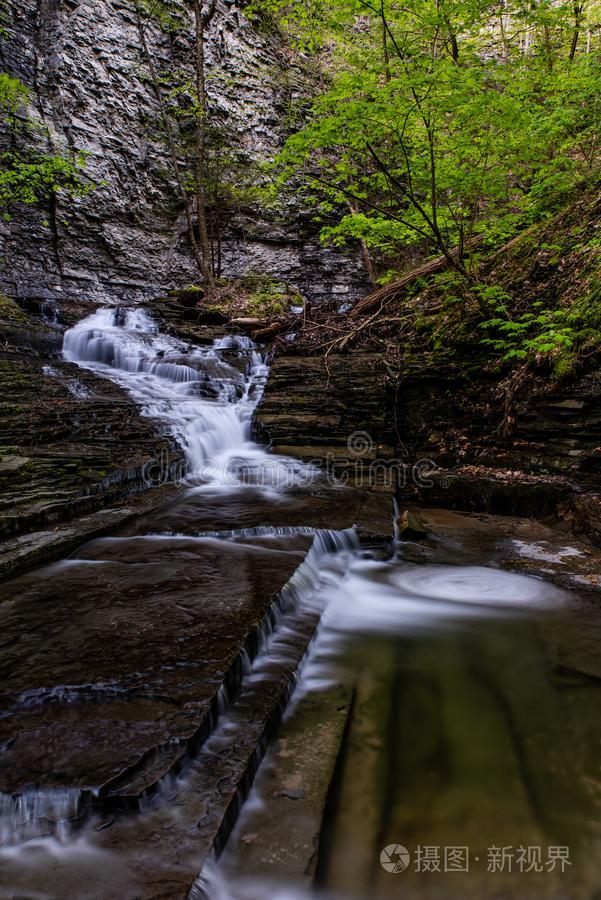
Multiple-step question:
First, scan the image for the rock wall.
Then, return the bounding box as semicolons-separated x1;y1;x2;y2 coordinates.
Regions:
254;349;398;489
397;364;601;481
254;345;601;540
0;0;369;307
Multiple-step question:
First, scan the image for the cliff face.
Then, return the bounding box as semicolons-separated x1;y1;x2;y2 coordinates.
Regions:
0;0;368;306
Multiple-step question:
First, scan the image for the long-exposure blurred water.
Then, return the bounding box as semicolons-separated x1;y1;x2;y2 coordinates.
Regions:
2;309;600;900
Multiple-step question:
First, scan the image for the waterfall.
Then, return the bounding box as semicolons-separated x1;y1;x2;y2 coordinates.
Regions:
63;308;312;492
0;789;83;846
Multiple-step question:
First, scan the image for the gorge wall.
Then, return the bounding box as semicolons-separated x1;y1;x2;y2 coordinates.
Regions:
0;0;368;307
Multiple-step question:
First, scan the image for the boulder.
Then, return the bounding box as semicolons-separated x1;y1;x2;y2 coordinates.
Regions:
397;509;429;540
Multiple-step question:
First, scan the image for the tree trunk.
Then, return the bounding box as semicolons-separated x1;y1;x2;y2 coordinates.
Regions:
543;25;554;72
569;1;583;61
347;200;377;287
192;0;215;291
349;235;483;318
380;4;391;83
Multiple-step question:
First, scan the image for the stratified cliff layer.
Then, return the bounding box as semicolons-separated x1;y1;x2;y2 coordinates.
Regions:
1;0;368;306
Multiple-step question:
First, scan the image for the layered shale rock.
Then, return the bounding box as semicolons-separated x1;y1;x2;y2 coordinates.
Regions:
1;0;368;307
0;296;181;576
0;531;313;798
397;363;601;481
254;350;398;482
254;343;601;541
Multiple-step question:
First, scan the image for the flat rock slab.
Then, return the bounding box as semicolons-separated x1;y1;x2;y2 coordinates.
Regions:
116;480;393;542
408;506;601;592
0;485;180;581
0;457;394;583
0;532;312;799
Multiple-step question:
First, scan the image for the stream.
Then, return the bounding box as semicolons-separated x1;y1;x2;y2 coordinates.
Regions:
1;308;601;900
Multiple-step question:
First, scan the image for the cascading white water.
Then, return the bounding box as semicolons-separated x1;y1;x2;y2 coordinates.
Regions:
3;307;578;900
0;790;82;847
63;308;313;492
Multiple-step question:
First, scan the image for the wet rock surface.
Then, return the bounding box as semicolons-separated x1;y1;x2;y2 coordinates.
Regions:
0;536;342;900
217;508;601;900
411;470;573;517
404;506;601;593
316;614;601;900
254;350;397;477
0;298;182;577
0;491;178;582
220;683;353;887
0;531;312;799
115;481;394;543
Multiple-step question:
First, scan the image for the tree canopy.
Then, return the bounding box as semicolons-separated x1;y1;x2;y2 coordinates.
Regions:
253;0;600;281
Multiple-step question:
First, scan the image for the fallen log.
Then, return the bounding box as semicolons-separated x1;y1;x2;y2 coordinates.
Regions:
231;317;267;327
349;237;482;318
250;320;291;340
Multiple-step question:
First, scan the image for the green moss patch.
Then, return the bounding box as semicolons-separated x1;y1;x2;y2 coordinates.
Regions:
171;275;305;321
0;293;28;325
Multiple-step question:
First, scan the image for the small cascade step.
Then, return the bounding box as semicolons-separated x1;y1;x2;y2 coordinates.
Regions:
0;531;357;900
218;682;353;893
0;532;314;803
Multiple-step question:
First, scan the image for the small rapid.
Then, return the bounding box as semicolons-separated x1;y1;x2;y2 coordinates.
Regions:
63;308;311;493
0;524;359;889
3;305;595;900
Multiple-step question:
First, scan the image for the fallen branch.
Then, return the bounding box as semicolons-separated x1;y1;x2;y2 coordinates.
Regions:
349;237;482;317
250;320;292;340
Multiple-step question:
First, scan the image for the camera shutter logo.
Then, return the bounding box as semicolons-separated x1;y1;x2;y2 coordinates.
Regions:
380;844;411;874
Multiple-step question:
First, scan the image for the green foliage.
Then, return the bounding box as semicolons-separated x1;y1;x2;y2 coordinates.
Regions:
0;74;29;118
479;305;576;362
0;291;28;324
256;0;601;277
136;0;186;32
0;73;91;218
245;0;327;50
0;153;89;213
251;0;601;379
238;274;304;316
188;274;304;318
